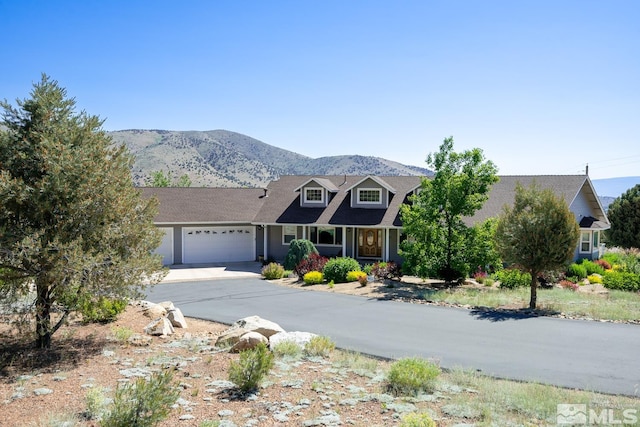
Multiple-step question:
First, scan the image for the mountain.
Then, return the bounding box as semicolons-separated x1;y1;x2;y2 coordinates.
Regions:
591;177;640;211
109;129;433;187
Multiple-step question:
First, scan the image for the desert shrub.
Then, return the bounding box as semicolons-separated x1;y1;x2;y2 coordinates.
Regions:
346;270;367;284
79;296;127;324
386;358;440;396
587;274;603;284
295;253;328;279
303;271;324;285
399;412;436;427
323;257;361;283
111;326;134;343
371;261;402;280
493;269;531;289
102;370;179;427
283;239;318;270
228;343;274;392
559;280;579;291
567;263;587;280
304;336;335;358
261;262;285;280
271;340;302;358
84;387;108;420
594;259;612;270
581;259;606;275
603;271;640;292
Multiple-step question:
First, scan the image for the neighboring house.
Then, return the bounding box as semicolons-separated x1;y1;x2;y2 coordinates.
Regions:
141;174;609;266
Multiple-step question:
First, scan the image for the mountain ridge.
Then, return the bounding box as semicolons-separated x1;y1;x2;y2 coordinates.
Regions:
109;129;433;187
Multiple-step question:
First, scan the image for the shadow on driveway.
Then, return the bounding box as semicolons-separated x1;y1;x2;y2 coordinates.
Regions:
469;306;560;322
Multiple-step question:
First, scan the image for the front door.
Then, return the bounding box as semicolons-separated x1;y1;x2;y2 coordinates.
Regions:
358;228;382;258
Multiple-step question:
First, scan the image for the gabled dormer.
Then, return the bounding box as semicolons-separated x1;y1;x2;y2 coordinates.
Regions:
294;177;339;208
346;176;396;209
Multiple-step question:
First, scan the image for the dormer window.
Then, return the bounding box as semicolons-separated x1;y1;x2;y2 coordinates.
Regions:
304;187;324;203
358;188;381;204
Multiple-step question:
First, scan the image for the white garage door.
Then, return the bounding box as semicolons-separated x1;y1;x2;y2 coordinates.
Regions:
155;227;174;265
183;226;254;264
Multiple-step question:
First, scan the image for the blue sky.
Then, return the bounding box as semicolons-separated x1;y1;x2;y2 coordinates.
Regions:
1;1;639;179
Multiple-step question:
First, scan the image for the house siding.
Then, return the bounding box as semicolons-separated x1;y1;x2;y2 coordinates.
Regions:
300;185;329;208
350;178;389;208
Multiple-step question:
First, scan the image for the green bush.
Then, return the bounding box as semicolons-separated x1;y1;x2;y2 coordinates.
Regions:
386;358;440;396
101;370;179;427
228;343;274;392
580;259;606;275
603;271;640;291
587;274;603;284
304;336;336;358
493;269;531;289
271;340;302;358
283;239;318;270
323;257;361;283
400;412;436;427
261;262;285;279
346;270;367;283
79;296;127;324
84;387;107;420
303;271;324;285
567;263;587;280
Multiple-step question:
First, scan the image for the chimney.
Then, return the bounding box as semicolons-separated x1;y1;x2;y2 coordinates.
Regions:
585;164;589;176
262;188;269;198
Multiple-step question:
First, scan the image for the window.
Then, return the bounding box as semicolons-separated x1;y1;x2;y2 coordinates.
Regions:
358;188;381;204
580;232;591;253
283;225;297;244
309;226;342;245
304;187;324;203
593;231;600;249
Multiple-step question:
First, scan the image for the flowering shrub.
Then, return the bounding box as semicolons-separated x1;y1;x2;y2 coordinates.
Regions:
303;271;324;285
587;274;603;284
346;270;368;285
472;266;488;284
559;280;579;291
295;253;328;279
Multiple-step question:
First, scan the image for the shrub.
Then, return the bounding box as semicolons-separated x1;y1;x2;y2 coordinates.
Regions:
538;269;565;286
295;253;328;279
493;269;531;289
603;271;640;292
304;336;336;358
363;263;374;275
346;270;367;283
102;370;179;427
472;266;488;284
581;259;606;275
371;261;402;280
587;274;603;284
400;412;436;427
283;239;318;270
271;340;302;358
386;358;440;396
261;262;285;280
559;280;579;291
594;259;612;270
84;387;107;420
303;271;324;285
79;296;127;324
228;343;274;392
357;274;368;286
323;257;361;283
567;263;587;280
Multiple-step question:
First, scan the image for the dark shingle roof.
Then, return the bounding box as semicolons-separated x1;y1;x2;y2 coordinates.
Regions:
139;187;266;223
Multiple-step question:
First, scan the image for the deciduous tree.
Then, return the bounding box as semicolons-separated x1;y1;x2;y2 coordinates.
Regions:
148;170;191;187
0;75;165;348
494;182;580;309
606;184;640;249
400;137;498;282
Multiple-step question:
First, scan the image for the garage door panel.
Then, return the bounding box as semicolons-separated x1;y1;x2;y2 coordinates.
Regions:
155;227;174;265
183;226;254;264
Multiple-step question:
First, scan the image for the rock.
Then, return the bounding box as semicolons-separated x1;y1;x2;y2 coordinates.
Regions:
168;308;188;328
144;317;175;336
140;301;167;319
269;331;317;350
230;331;269;352
33;388;53;396
158;301;176;311
128;334;152;346
216;327;251;347
232;315;285;338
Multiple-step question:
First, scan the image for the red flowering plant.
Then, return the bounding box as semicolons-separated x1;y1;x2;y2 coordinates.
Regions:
472;266;489;284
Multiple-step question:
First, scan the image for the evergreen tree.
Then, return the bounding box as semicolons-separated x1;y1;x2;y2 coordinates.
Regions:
0;75;165;348
494;182;580;309
606;184;640;249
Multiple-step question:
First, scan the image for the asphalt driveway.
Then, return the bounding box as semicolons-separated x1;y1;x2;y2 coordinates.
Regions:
146;277;640;396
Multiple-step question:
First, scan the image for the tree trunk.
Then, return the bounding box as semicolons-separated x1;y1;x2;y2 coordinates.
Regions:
529;271;538;310
35;280;52;348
